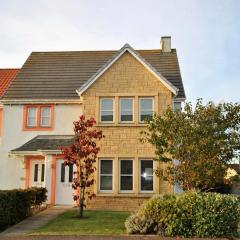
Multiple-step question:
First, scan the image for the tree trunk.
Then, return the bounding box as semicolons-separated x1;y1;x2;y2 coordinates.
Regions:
78;188;85;217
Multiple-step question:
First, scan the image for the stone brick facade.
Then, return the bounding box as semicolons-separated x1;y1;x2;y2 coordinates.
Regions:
82;51;174;210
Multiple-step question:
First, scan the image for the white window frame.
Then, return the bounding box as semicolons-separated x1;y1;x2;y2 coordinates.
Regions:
139;159;154;193
119;97;134;123
99;159;114;192
27;107;37;127
99;98;114;123
40;107;51;127
139;97;154;123
119;159;134;193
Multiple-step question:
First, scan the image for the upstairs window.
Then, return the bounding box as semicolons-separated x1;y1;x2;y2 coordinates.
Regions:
100;98;114;122
139;98;154;123
174;101;182;112
119;98;134;122
23;105;54;130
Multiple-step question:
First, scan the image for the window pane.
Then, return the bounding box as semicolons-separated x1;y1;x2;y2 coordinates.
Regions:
174;102;182;112
100;176;112;190
100;160;112;174
141;176;153;191
141;160;153;191
120;99;133;122
41;117;50;126
140;99;152;110
41;107;50;117
101;99;113;111
34;164;38;182
121;160;133;175
140;111;153;122
27;108;37;126
100;99;114;122
141;160;153;175
40;107;50;126
121;112;133;122
120;176;133;191
101;111;113;122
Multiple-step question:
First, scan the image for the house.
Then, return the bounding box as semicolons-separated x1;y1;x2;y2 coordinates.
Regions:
0;69;19;135
0;37;185;210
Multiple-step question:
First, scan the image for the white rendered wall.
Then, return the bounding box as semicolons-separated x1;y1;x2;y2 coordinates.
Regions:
0;104;82;190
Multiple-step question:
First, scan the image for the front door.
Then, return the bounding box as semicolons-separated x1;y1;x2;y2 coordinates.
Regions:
55;159;75;205
30;160;45;187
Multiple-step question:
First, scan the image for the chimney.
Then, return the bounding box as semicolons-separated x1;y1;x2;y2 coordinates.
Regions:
160;36;171;52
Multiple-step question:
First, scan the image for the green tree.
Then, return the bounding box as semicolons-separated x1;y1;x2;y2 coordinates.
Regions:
141;99;240;191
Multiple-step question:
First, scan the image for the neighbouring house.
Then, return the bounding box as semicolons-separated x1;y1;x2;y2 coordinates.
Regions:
0;37;185;210
229;164;240;195
0;68;19;136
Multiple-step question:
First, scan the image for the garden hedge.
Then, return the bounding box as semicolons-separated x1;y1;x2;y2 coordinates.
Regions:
0;187;47;229
125;191;240;237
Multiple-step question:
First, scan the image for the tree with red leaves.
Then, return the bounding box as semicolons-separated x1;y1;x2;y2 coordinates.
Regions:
60;115;104;217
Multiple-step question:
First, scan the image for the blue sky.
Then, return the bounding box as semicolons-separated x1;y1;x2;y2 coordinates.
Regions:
0;0;239;103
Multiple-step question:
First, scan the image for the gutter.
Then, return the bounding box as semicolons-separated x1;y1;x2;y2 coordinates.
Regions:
10;149;62;156
1;99;83;105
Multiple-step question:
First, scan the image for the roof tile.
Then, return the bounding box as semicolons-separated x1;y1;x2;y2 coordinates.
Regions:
0;69;19;97
3;49;185;99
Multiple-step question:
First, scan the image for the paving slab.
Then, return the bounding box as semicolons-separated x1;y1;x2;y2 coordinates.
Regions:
0;205;73;237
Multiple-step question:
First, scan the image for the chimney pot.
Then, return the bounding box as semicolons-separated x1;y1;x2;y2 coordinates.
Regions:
160;36;171;52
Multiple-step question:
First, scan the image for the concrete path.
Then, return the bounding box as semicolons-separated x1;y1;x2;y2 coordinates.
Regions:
0;236;230;240
0;205;73;237
0;235;180;240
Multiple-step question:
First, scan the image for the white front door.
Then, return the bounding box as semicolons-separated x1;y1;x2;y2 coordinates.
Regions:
30;160;45;187
55;159;75;205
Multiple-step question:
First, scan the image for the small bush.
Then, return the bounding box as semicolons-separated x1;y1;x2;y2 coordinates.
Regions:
125;214;157;234
126;191;240;237
0;187;47;230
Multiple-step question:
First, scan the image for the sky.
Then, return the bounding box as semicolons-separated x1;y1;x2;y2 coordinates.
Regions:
0;0;240;103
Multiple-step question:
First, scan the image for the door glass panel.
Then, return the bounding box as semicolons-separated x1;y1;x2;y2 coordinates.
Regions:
69;164;73;182
34;164;38;182
61;163;65;182
41;164;45;182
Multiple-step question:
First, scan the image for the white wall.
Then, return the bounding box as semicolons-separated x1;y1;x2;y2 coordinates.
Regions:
0;103;82;190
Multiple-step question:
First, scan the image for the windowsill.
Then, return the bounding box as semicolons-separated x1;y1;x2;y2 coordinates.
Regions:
96;192;154;197
96;123;147;127
23;126;53;131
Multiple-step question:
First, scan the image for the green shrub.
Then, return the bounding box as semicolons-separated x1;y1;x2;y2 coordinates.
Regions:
126;191;240;237
0;187;47;230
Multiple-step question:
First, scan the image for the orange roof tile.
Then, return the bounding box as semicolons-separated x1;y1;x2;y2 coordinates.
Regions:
0;69;19;97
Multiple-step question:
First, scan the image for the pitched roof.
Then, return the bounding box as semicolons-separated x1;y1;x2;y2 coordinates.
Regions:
77;44;178;96
11;135;73;152
3;47;185;100
0;69;19;98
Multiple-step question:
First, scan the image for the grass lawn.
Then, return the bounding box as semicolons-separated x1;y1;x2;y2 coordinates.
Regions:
32;209;130;235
